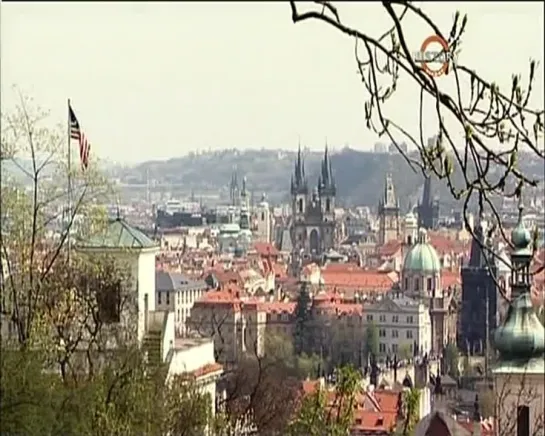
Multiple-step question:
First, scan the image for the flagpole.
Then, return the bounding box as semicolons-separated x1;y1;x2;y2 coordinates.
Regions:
67;98;72;264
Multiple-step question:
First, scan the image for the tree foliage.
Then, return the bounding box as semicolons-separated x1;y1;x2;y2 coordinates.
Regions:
444;342;460;378
293;283;313;355
398;388;420;436
288;364;362;436
0;91;216;436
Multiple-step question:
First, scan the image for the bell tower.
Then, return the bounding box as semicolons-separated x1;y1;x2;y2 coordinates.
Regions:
378;173;400;245
290;144;308;252
318;145;336;251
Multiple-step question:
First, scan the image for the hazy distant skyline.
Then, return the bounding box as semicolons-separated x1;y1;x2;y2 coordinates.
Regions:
2;2;543;164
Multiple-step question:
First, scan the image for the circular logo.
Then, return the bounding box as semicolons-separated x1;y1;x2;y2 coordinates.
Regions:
420;35;450;77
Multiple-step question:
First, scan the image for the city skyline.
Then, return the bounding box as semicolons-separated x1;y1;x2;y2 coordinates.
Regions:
2;2;543;164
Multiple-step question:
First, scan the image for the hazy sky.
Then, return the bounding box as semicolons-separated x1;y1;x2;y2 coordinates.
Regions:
2;2;543;164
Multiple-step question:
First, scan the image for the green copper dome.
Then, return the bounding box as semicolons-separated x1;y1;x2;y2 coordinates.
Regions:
511;220;532;254
493;292;545;361
403;229;441;273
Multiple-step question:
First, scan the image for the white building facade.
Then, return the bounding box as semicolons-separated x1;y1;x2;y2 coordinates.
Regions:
364;294;432;357
155;270;208;337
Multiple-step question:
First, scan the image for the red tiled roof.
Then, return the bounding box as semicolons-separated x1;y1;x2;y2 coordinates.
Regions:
441;270;462;288
428;232;470;256
378;240;404;257
261;301;296;315
321;269;395;293
253;242;279;257
352;410;397;433
457;418;495;435
190;362;223;379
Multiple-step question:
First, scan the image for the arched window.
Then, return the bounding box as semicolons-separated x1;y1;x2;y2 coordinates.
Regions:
326;198;331;212
261;211;265;221
298;198;303;213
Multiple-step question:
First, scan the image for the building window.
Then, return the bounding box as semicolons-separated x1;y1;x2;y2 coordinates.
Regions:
261;212;265;221
166;292;170;305
404;277;409;290
392;330;399;338
379;343;386;353
326;198;331;212
379;315;386;322
392;315;399;323
379;328;386;337
517;405;530;436
415;278;420;291
367;314;373;322
392;344;398;352
97;280;121;324
298;198;303;213
158;292;162;305
407;316;414;324
406;330;413;339
427;277;433;291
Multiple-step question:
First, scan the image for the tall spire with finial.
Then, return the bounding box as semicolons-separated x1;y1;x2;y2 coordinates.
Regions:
291;140;308;195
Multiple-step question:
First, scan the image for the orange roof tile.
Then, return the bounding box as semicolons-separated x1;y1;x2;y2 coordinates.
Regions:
441;270;462;288
190;362;223;379
253;242;280;257
378;240;404;257
321;269;395;293
261;301;296;315
352;410;397;432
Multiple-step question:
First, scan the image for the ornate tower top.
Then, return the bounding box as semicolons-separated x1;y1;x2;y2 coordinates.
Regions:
319;144;336;196
493;197;545;367
379;173;399;210
291;143;308;195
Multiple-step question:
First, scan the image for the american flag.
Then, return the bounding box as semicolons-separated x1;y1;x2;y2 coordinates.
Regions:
69;104;91;170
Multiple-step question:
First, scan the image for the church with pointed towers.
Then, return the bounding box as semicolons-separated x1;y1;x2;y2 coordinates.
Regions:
290;144;337;262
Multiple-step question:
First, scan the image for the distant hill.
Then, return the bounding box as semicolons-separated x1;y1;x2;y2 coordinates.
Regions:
117;148;544;211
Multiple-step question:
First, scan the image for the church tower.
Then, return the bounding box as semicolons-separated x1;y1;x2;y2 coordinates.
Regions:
418;176;440;230
291;145;308;252
318;145;336;250
289;144;337;260
378;174;400;245
229;170;240;207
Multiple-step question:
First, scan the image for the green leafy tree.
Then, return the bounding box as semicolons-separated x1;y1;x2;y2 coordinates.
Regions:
364;321;380;360
288;365;362;436
0;91;216;436
293;283;313;355
1;343;215;436
398;343;412;361
444;343;460;378
397;388;421;436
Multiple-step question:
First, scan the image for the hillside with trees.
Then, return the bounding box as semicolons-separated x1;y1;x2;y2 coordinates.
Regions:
124;147;541;211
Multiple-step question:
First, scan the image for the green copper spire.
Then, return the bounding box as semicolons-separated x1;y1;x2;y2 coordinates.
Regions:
493;197;545;369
